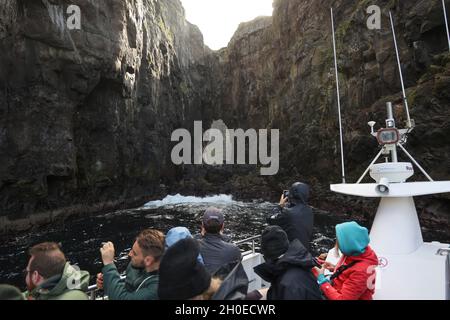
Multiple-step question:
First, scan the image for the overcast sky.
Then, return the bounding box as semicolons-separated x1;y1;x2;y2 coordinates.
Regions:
180;0;274;50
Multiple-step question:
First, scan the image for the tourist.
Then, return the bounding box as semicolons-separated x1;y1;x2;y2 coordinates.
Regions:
97;229;164;300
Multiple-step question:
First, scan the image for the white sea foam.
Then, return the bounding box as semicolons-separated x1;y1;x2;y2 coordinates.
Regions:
143;194;234;208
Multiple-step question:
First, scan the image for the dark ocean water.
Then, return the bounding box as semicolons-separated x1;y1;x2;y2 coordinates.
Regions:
0;194;447;290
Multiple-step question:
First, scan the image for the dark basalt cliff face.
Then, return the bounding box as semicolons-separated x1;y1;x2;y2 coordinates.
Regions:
193;0;450;225
209;0;450;184
1;0;449;232
0;0;213;231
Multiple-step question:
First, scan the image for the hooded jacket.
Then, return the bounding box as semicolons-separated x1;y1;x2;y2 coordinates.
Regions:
103;262;159;300
254;239;323;300
268;182;313;250
319;222;379;300
26;262;90;300
212;262;249;300
165;227;204;264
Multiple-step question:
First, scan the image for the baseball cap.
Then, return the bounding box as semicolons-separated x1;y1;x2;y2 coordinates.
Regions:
202;207;224;225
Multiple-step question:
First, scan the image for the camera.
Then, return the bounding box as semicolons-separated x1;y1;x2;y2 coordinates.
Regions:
283;190;289;198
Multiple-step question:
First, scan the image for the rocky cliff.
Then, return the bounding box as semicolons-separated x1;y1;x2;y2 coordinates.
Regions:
210;0;449;181
1;0;449;233
190;0;450;222
0;0;212;231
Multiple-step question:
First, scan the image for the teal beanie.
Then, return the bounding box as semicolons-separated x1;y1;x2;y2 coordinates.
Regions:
336;221;370;256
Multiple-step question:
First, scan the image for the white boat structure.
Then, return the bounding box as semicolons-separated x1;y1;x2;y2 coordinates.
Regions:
327;8;450;299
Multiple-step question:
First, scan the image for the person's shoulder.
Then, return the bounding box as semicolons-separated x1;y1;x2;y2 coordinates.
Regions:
222;241;241;257
221;237;238;248
137;274;159;293
136;275;159;298
145;274;159;286
282;264;306;275
350;261;375;273
341;262;373;280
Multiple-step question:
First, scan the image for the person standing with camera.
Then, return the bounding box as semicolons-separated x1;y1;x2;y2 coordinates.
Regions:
267;182;314;251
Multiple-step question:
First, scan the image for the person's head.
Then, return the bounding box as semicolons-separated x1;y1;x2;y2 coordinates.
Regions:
165;227;204;264
158;238;211;300
0;284;24;300
128;229;165;272
201;207;224;235
260;226;290;262
288;182;310;204
335;221;370;256
25;242;66;291
165;227;193;249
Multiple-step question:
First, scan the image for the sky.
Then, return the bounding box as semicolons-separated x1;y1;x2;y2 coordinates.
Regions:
180;0;274;50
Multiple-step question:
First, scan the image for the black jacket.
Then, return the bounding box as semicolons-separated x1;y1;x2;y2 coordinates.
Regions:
254;239;323;300
212;262;249;300
268;182;313;250
198;234;242;277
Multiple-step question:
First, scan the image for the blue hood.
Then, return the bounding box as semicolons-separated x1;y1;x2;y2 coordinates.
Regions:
336;221;370;256
165;227;193;248
165;227;204;264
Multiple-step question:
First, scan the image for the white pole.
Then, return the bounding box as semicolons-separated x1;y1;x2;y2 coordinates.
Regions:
389;11;412;129
386;102;398;162
397;144;434;182
356;149;384;184
331;8;346;184
443;0;450;52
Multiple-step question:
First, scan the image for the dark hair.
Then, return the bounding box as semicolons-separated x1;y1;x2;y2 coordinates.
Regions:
28;242;66;279
136;229;165;261
203;219;223;234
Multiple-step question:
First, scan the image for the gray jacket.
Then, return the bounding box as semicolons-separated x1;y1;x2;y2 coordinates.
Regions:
198;234;241;277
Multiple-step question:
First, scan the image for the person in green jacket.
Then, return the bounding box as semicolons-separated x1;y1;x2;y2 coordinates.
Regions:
24;242;90;300
0;284;25;300
97;229;165;300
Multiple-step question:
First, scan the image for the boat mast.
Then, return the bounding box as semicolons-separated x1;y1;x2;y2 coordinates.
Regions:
386;102;398;162
389;11;413;129
443;0;450;52
331;8;346;184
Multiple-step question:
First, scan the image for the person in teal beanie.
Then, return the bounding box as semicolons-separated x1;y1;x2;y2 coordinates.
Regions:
314;221;379;300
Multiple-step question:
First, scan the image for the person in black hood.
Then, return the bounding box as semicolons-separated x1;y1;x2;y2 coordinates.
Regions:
268;182;313;251
254;226;323;300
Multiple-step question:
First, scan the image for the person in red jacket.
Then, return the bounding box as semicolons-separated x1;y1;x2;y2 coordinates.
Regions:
315;221;379;300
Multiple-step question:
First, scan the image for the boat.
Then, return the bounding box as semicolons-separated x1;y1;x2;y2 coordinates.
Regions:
86;5;450;301
327;8;450;299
